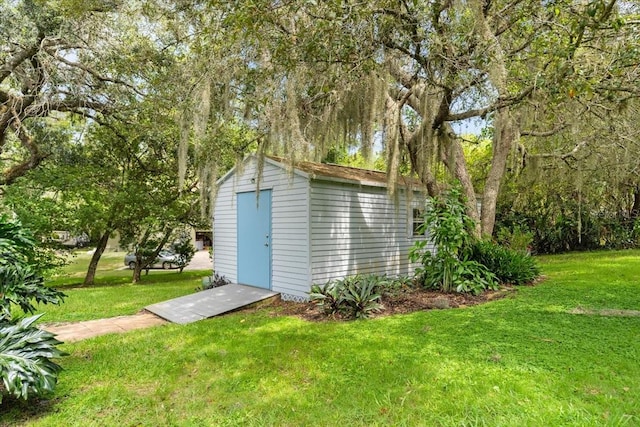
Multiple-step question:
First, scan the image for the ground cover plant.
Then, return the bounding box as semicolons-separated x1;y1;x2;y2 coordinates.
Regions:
309;274;385;319
1;250;639;425
468;240;540;286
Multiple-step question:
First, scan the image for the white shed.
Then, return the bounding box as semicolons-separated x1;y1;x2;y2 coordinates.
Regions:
213;155;432;301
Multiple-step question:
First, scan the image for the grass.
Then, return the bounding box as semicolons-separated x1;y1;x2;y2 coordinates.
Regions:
36;250;210;323
2;249;640;425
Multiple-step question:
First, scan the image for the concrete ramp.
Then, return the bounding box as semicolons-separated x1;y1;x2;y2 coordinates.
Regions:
145;284;279;324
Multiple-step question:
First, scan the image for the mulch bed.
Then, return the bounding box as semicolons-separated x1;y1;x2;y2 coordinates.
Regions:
265;286;516;322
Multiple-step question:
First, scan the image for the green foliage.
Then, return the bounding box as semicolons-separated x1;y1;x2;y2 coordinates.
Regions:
0;217;66;321
309;281;342;316
412;251;498;295
322;146;394;172
309;275;385;319
171;239;196;272
0;216;66;402
199;273;230;291
461;136;492;194
409;188;497;295
469;240;540;286
496;225;534;254
0;315;66;403
497;200;640;254
340;276;385;319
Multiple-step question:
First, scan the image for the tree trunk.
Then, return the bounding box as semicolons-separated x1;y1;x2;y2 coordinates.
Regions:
132;264;143;283
631;186;640;220
131;226;175;284
83;229;112;286
480;108;517;237
471;0;517;238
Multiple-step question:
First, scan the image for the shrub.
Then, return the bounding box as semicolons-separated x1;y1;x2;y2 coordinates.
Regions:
340;275;385;319
415;251;498;295
468;240;540;285
0;216;66;402
310;275;384;319
378;275;415;297
0;315;65;402
199;273;230;291
309;281;342;316
172;239;196;273
496;225;533;254
409;188;498;295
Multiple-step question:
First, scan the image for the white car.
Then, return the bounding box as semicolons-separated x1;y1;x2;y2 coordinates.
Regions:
124;250;179;270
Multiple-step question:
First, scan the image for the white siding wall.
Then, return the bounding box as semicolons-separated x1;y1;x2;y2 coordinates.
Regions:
213;158;311;299
310;180;430;285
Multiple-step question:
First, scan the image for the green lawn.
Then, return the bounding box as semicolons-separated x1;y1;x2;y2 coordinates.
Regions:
2;250;640;426
36;250;210;323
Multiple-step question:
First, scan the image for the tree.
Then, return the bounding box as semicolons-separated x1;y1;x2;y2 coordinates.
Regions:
172;0;640;237
0;0;153;186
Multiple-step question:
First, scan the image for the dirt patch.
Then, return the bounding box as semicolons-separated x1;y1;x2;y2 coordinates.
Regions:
266;286;515;322
568;307;640;317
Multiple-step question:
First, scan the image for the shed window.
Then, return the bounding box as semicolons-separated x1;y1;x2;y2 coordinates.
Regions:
412;208;425;236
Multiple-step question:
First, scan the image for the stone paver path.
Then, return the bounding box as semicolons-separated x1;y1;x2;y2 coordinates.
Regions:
42;312;166;343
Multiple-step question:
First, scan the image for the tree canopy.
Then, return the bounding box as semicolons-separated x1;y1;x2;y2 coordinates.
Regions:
166;0;639;236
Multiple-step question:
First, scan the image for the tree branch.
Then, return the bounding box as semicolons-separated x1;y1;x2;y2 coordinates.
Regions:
520;123;570;137
49;52;145;96
445;85;534;121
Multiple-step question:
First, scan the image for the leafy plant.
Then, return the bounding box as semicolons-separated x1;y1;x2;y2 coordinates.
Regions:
496;225;533;254
309;281;342;316
377;275;415;297
0;315;66;402
0;216;66;402
409;188;498;295
199;273;231;291
172;238;196;273
310;275;385;319
468;240;540;286
340;276;384;319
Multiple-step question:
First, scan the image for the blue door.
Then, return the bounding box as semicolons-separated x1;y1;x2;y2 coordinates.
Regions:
237;190;272;289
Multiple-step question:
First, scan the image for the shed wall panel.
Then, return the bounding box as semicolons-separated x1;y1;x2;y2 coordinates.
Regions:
310;181;430;285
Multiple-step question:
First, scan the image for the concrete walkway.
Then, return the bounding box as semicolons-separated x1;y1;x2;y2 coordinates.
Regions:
43;312;167;343
42;284;280;342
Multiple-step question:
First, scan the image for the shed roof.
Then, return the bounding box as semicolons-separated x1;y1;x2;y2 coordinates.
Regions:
216;154;424;189
267;156;423;189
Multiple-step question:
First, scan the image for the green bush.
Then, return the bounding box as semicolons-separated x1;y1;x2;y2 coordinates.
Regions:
414;251;498;295
468;240;540;286
309;281;342;316
409;188;498;295
172;239;196;272
0;315;66;402
199;273;230;291
309;275;384;319
0;216;66;402
496;225;533;254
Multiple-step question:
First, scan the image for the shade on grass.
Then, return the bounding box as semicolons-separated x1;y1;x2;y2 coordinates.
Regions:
2;250;639;426
35;250;211;323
